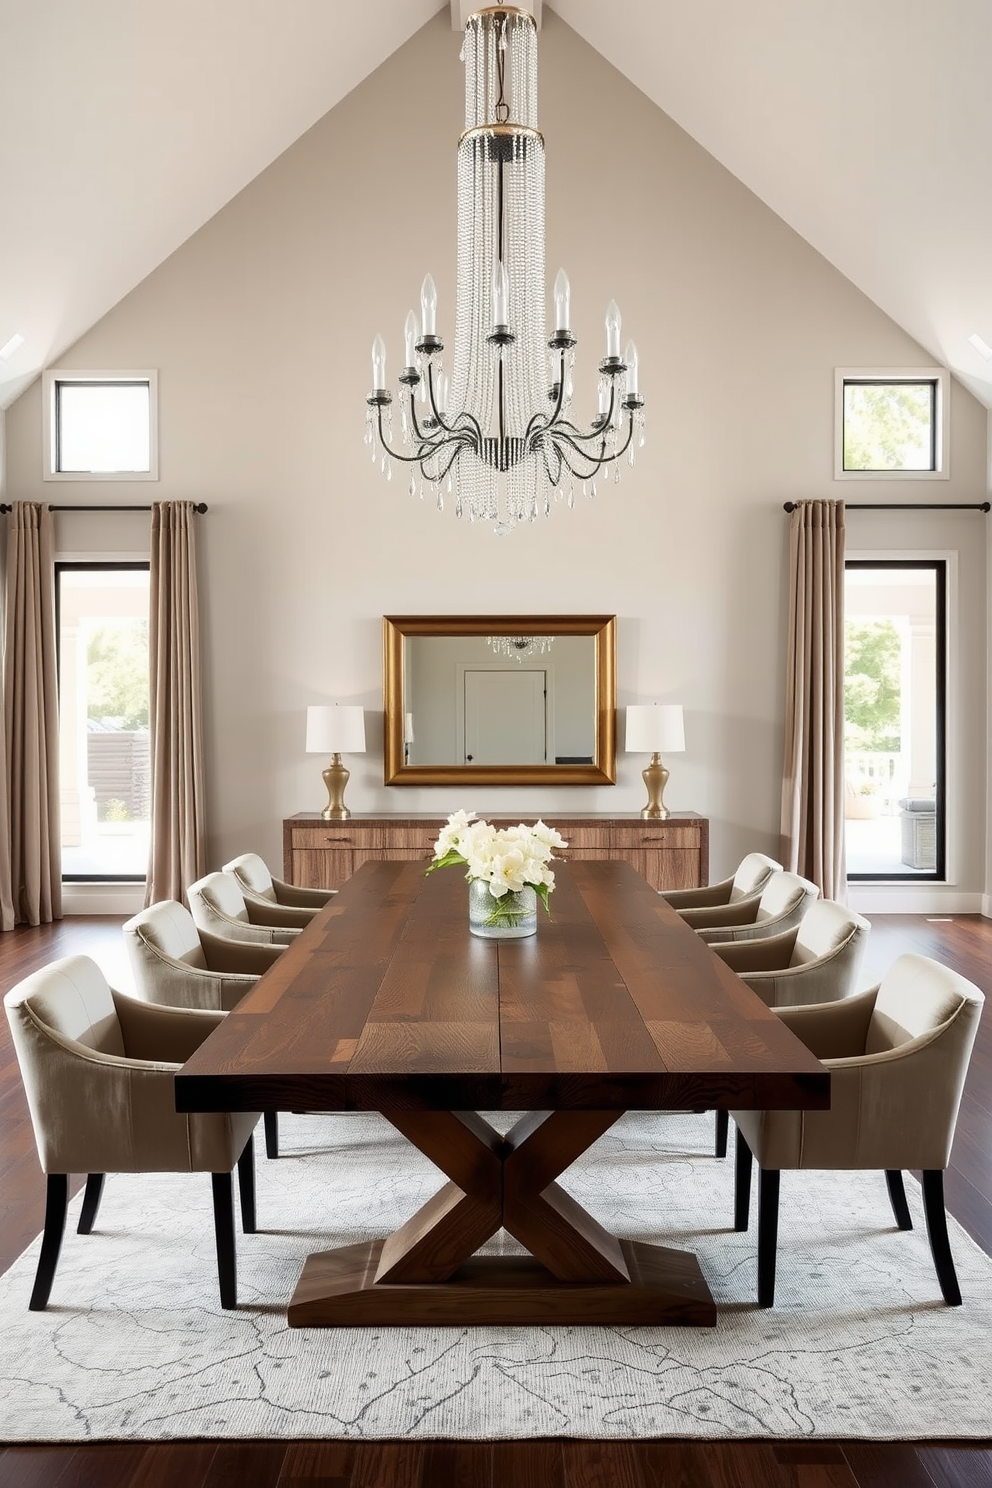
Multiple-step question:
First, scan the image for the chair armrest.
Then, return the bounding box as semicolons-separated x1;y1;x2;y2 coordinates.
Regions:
200;930;285;975
243;897;312;930
680;899;759;930
660;875;734;909
710;928;798;974
273;876;335;908
773;986;879;1058
112;990;226;1063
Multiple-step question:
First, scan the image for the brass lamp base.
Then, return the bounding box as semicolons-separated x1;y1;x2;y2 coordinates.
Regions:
641;752;671;819
321;754;352;819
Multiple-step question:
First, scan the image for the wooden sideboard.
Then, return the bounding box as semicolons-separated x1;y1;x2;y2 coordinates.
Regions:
283;812;708;894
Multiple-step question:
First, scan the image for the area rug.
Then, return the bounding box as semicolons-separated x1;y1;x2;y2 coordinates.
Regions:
2;1112;990;1442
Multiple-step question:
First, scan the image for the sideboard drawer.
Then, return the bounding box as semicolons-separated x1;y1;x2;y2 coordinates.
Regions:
611;824;700;850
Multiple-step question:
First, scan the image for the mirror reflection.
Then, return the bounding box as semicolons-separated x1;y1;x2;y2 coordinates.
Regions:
406;633;596;767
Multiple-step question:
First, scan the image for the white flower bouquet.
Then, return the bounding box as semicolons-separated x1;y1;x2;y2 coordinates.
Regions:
427;811;568;930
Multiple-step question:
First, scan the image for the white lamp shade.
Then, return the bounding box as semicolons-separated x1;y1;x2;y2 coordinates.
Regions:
625;703;685;754
306;704;366;755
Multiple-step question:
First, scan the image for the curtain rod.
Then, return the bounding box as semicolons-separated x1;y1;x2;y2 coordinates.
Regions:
783;501;990;513
0;503;208;514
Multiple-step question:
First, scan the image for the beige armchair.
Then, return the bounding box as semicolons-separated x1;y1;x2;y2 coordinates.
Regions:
709;897;870;1158
223;851;335;927
662;851;782;917
688;870;820;945
4;955;260;1311
187;871;303;946
711;899;871;1008
123;899;284;1012
124;899;283;1158
732;953;984;1307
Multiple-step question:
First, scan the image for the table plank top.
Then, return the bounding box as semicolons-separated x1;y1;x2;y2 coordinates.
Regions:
175;860;829;1115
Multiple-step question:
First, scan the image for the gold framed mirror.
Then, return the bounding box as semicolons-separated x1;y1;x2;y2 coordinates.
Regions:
383;615;617;786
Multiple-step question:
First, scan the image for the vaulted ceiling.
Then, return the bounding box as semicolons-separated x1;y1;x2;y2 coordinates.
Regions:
2;0;990;418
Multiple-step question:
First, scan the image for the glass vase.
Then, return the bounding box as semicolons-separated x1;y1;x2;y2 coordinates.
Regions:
468;879;538;939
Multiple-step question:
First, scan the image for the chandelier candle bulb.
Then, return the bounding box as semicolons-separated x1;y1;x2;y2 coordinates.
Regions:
625;341;639;397
371;335;386;391
420;274;437;337
404;312;418;368
554;269;571;333
606;301;622;360
436;371;449;416
492;260;509;329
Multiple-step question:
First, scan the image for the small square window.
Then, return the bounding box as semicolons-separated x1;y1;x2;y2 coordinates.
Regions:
43;370;158;481
834;368;948;480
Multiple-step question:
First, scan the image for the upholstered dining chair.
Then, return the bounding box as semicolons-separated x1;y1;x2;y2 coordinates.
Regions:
661;851;783;917
123;899;283;1158
710;899;871;1008
731;952;984;1307
708;897;870;1157
687;870;820;946
187;871;303;946
4;955;260;1311
222;851;335;926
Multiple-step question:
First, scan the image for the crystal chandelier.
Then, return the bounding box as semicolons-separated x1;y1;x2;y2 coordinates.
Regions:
365;5;645;535
487;633;554;661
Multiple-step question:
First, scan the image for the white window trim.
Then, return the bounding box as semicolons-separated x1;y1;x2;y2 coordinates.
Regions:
43;368;159;481
834;367;949;481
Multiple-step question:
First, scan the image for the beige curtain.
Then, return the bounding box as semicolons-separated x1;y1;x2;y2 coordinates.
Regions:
780;499;846;900
3;502;61;927
145;502;207;905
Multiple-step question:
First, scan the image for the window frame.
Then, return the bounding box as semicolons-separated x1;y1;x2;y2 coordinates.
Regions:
56;559;151;884
43;369;159;481
834;367;949;481
844;557;946;884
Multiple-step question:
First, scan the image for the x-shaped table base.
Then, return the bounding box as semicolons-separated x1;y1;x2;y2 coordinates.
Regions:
288;1109;716;1327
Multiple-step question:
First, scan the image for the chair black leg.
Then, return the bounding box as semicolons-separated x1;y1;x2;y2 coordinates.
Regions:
263;1110;279;1159
884;1169;913;1231
237;1136;257;1234
714;1109;729;1158
29;1174;69;1311
921;1169;962;1306
211;1172;238;1309
757;1168;781;1308
734;1126;753;1231
76;1173;106;1235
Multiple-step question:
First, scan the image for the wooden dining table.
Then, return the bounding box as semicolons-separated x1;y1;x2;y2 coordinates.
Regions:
175;859;829;1328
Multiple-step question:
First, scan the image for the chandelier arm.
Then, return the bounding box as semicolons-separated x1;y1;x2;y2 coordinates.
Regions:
523;350;568;445
376;405;471;467
550;411;637;478
426;361;484;448
548;382;623;446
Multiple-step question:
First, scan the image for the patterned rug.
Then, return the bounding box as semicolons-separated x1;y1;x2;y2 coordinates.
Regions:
2;1112;990;1441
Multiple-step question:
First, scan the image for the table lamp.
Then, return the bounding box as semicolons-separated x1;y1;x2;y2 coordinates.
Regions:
625;703;685;819
306;704;366;819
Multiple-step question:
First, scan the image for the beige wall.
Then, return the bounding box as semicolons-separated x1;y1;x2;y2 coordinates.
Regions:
4;12;989;902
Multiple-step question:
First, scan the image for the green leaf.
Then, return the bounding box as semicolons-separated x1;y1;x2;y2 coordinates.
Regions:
424;850;468;876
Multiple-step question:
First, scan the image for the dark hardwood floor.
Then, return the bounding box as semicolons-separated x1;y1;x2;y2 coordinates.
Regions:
0;914;990;1487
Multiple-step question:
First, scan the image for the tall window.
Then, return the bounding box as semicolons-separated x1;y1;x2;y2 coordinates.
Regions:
844;561;945;881
57;564;151;881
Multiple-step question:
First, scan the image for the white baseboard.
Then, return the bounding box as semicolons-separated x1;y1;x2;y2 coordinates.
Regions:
847;885;986;916
62;883;145;916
